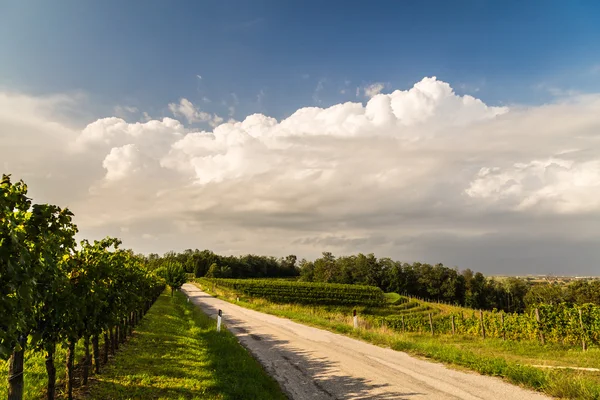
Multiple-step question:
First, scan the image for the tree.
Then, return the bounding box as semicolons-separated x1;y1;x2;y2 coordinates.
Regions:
161;261;187;295
313;252;340;283
205;262;231;279
298;259;315;281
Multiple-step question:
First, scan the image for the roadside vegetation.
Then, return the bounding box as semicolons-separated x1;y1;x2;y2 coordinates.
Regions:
1;175;164;400
84;289;286;400
197;278;600;399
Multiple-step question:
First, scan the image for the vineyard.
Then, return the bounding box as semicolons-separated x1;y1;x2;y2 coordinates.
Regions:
368;296;600;348
199;274;600;350
198;278;385;306
1;175;165;400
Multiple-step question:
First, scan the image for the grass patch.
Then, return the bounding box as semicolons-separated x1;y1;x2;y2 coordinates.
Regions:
198;282;600;400
383;292;401;304
84;290;286;400
0;334;99;399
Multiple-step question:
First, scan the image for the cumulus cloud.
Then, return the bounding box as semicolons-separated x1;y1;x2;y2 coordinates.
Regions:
2;77;600;274
103;144;140;181
466;159;600;213
364;82;385;98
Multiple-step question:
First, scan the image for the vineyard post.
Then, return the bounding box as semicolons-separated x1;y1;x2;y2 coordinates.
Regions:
103;331;109;364
66;339;75;400
83;335;90;385
535;308;545;345
579;308;587;351
451;315;455;335
479;310;486;339
7;335;26;400
402;315;405;333
428;313;434;336
353;309;358;329
501;313;505;341
92;335;100;374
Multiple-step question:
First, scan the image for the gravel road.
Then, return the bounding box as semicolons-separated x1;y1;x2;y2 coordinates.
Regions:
181;283;551;400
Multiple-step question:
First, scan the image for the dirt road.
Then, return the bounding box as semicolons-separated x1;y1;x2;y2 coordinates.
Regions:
181;283;550;400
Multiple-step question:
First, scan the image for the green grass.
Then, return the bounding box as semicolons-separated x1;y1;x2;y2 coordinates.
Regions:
0;334;94;399
84;290;286;400
199;282;600;400
383;292;401;304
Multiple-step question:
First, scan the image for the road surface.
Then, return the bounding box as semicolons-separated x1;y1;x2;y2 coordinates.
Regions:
181;283;550;400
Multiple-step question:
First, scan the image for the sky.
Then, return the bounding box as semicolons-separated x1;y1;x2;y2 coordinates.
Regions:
1;1;600;275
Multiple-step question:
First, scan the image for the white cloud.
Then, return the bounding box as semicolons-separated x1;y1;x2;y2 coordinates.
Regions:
168;98;223;126
364;82;385;98
466;159;600;213
114;105;140;120
103;144;140;181
3;77;600;273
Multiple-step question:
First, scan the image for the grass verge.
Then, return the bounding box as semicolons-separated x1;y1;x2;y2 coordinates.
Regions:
83;290;286;400
197;281;600;400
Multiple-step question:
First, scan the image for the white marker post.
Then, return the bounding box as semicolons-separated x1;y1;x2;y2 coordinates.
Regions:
217;309;222;332
353;309;358;329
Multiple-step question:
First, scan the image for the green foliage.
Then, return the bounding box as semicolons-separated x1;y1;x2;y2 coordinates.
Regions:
1;174;165;398
0;175;77;359
144;249;300;279
371;297;600;347
160;260;187;293
200;278;385;306
205;262;231;278
86;291;286;400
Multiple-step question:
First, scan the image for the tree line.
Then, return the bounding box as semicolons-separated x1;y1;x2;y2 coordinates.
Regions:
299;252;600;312
154;249;599;313
1;175;164;400
144;249;300;279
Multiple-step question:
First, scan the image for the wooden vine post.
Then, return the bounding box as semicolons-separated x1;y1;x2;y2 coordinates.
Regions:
451;315;455;335
428;313;434;336
401;315;405;333
535;308;545;345
501;313;505;341
479;310;486;339
579;308;587;351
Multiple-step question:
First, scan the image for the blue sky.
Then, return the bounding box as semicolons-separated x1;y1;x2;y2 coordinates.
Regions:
2;1;600;272
2;0;600;121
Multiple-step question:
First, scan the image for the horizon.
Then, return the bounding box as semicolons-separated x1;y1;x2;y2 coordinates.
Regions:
2;1;600;275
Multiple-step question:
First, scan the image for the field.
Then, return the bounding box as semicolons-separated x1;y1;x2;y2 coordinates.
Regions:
201;278;600;347
1;290;285;400
197;278;600;399
203;278;385;306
